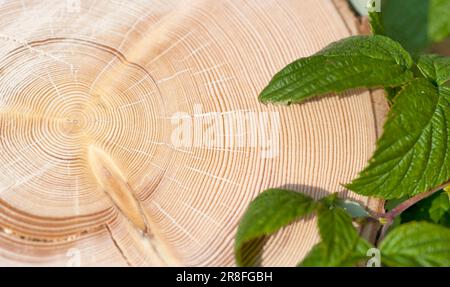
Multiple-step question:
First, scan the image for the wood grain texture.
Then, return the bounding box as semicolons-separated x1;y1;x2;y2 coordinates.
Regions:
0;0;384;266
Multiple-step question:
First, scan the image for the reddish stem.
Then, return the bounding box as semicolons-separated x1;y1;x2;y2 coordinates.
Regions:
376;181;450;240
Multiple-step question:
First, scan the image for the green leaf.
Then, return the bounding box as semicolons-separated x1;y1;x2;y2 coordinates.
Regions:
347;79;450;199
429;192;450;223
298;206;372;267
417;55;450;86
299;240;372;267
235;189;317;266
317;206;371;262
319;192;339;207
297;243;328;267
377;0;450;53
380;222;450;266
259;35;413;105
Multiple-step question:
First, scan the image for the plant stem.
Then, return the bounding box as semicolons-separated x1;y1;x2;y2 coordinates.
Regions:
377;181;450;240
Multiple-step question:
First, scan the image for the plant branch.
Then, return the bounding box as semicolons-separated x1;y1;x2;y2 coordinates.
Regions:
376;181;450;240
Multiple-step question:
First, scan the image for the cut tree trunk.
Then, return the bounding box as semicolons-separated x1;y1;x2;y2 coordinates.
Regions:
0;0;385;266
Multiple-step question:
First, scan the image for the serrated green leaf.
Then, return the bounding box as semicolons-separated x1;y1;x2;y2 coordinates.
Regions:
429;192;450;223
235;189;317;266
380;222;450;266
259;35;413;105
317;206;370;261
298;206;372;267
378;0;450;53
347;79;450;199
417;55;450;86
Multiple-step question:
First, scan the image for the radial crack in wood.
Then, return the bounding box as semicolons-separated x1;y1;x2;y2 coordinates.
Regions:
88;145;146;231
88;145;178;266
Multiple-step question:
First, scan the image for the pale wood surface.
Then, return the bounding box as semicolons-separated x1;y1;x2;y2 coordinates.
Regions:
0;0;384;266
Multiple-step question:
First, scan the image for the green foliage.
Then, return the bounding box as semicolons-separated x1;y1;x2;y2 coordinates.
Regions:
260;32;450;199
259;36;413;105
379;222;450;266
370;0;450;54
346;46;450;200
235;187;450;267
234;190;374;267
429;192;450;223
417;54;450;85
346;79;450;199
399;190;450;227
318;201;362;256
368;9;384;35
234;189;317;266
298;205;372;267
235;2;450;267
